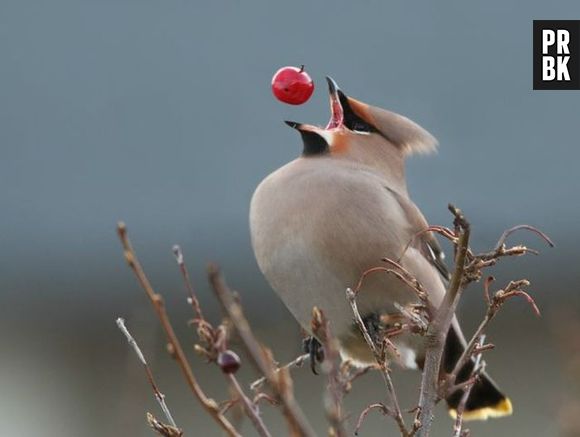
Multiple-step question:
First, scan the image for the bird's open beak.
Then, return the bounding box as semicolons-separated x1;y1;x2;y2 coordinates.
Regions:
284;120;333;146
284;76;345;136
325;76;344;130
284;120;319;133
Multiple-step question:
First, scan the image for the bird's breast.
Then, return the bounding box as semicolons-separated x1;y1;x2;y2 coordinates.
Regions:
250;160;415;337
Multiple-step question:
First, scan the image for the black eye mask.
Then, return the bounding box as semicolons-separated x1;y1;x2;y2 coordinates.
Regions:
285;121;330;156
338;90;378;134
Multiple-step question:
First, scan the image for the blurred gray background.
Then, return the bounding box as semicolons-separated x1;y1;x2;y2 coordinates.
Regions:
1;1;579;436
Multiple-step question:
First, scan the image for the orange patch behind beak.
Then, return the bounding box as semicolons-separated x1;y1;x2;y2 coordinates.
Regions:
330;132;350;154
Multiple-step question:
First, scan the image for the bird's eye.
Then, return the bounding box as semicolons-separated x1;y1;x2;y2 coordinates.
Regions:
351;121;374;133
337;91;377;134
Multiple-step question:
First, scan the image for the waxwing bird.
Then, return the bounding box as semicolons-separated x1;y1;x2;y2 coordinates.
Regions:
250;77;512;420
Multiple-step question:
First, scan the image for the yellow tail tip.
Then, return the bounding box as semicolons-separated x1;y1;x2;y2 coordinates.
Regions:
449;397;513;421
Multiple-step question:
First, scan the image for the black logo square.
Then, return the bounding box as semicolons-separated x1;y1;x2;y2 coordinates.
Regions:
533;20;580;90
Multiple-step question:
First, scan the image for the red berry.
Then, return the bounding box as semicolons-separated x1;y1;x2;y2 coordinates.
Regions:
271;65;314;105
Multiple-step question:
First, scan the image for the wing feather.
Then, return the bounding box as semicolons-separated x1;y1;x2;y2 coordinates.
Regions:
386;187;450;281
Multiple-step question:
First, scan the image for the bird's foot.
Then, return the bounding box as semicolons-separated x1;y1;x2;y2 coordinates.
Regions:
302;336;324;374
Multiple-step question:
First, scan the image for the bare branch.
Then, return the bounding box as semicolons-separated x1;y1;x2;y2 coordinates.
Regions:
226;373;272;437
147;412;183;437
172;245;273;437
253;392;280;407
208;264;316;437
381;258;430;305
494;224;554;251
172;245;205;321
340;361;376;394
447;277;540;393
354;264;428;304
415;204;471;437
118;205;550;437
311;307;347;437
117;317;180;430
250;354;309;392
398;225;458;263
116;223;241;437
355;403;396;436
346;287;409;436
452;336;486;437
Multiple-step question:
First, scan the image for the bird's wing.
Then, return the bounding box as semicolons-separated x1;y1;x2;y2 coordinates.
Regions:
420;228;450;281
386;187;450;281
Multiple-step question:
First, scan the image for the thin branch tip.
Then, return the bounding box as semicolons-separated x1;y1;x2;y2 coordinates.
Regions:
496;224;555;250
116;317;179;429
172;245;184;264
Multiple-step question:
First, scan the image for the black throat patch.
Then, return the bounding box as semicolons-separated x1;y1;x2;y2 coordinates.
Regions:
299;130;329;156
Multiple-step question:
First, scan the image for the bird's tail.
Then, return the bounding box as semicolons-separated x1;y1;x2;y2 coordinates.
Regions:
443;326;513;421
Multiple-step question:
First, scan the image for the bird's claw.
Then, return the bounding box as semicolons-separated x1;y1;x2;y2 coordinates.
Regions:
302;336;324;374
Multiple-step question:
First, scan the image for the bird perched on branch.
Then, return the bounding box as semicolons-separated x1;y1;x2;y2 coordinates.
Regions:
250;77;512;420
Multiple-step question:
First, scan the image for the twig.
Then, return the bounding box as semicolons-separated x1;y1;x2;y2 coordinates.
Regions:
415;205;471;437
250;354;310;392
494;224;554;251
398;226;458;264
219;399;239;415
172;245;205;321
208;264;316;437
446;278;538;391
118;207;550;437
116;317;180;431
147;412;183;437
311;307;347;437
253;392;280;407
393;303;429;333
173;244;274;437
355;403;396;436
226;373;272;437
353;265;427;304
446;313;495;392
346;287;409;436
462;226;553;284
172;245;216;359
452;336;486;437
116;223;241;437
340;362;376;394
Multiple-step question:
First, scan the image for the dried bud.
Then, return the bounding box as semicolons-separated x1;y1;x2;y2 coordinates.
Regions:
166;343;176;357
193;344;208;357
217;349;241;374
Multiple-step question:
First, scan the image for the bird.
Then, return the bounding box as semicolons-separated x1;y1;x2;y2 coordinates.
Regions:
249;77;512;421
